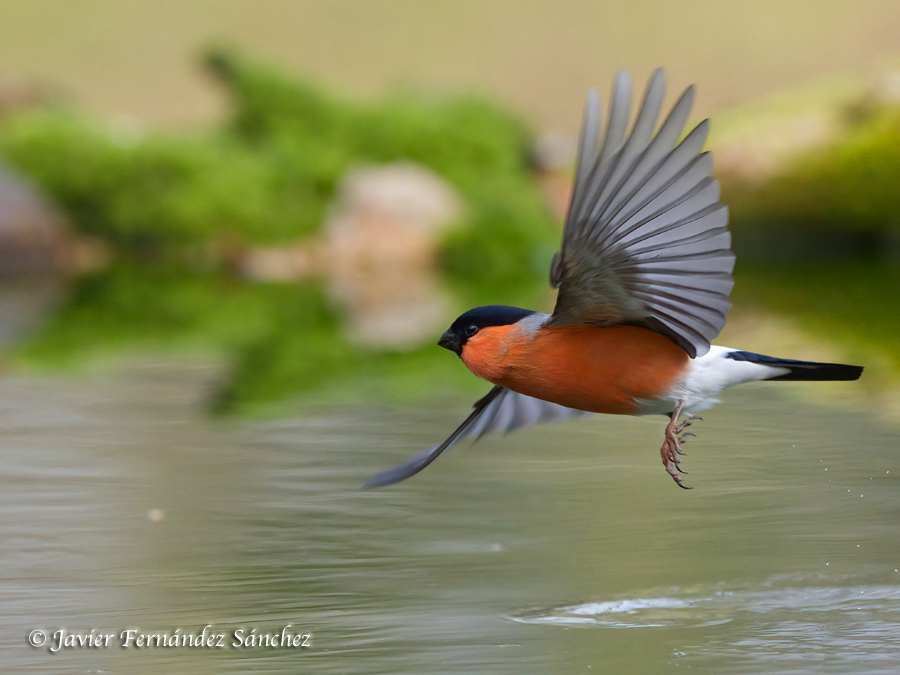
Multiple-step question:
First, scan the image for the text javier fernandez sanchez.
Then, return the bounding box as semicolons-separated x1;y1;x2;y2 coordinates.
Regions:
29;625;312;652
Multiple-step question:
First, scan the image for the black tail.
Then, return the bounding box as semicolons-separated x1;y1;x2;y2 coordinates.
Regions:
725;351;864;382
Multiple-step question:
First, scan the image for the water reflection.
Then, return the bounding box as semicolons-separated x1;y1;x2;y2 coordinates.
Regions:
0;359;897;673
0;276;62;347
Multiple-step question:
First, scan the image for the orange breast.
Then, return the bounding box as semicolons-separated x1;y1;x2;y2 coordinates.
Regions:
461;324;690;415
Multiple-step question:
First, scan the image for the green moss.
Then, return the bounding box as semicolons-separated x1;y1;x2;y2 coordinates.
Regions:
0;113;324;248
440;184;557;303
13;265;328;361
0;48;558;280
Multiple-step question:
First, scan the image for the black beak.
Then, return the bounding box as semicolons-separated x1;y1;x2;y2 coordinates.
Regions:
437;330;461;355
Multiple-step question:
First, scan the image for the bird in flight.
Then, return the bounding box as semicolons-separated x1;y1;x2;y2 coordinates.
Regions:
365;69;863;490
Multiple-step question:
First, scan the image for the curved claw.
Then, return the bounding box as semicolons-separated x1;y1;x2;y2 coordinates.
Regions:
674;476;693;490
681;432;696;439
662;400;696;489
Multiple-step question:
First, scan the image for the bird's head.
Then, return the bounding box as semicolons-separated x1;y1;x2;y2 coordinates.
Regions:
438;305;537;356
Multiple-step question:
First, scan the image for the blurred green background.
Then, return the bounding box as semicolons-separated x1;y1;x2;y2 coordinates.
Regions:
0;0;898;416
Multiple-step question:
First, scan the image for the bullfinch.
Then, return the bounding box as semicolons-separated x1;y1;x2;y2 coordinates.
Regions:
365;69;863;490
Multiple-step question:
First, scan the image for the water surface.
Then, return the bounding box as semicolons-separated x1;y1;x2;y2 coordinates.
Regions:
1;360;898;673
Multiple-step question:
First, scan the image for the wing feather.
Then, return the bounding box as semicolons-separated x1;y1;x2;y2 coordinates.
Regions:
364;387;591;488
595;120;711;248
570;72;632;228
550;70;734;357
598;85;696;228
587;69;667;224
606;184;723;254
607;150;714;247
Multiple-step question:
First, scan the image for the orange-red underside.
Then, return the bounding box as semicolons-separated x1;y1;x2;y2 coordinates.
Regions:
461;324;690;415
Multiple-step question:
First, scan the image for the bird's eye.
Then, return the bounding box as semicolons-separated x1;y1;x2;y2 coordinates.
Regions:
464;324;479;337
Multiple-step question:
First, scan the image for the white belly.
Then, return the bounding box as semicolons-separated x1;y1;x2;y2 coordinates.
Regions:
636;345;790;415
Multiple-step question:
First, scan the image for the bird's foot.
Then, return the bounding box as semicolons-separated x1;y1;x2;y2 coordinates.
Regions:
675;415;702;435
660;414;698;489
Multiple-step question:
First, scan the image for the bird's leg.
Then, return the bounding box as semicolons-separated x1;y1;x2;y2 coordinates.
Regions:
661;400;694;489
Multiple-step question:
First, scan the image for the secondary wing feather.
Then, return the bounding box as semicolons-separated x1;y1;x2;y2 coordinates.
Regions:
363;387;591;487
549;69;735;358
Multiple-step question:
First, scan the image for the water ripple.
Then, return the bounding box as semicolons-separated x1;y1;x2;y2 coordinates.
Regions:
510;582;900;628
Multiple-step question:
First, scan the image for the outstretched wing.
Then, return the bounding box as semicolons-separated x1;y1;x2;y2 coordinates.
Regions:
549;68;735;358
364;386;591;488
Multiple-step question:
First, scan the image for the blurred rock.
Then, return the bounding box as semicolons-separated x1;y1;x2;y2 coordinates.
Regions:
323;162;462;349
0;163;105;348
0;81;62;117
239;243;319;282
0;163;72;275
239;162;464;349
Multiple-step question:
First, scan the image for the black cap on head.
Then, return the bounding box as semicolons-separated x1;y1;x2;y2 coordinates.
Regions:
437;305;536;355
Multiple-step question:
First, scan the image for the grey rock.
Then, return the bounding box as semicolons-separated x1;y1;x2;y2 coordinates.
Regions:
0;162;70;275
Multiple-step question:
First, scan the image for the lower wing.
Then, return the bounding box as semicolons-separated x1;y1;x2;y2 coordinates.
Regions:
364;386;592;488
